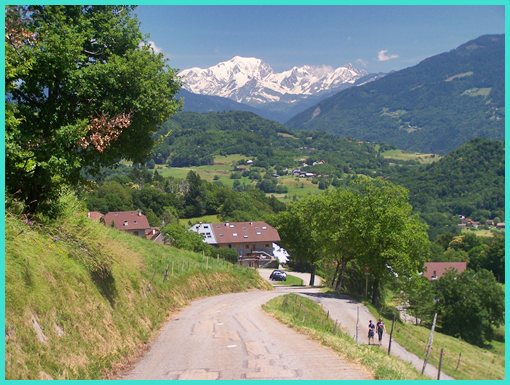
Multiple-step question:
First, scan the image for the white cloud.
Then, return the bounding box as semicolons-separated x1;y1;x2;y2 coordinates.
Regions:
139;40;164;55
355;58;368;67
147;40;163;54
377;49;399;62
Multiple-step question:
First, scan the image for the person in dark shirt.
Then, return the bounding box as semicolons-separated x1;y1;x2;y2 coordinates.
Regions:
376;319;385;345
368;320;375;345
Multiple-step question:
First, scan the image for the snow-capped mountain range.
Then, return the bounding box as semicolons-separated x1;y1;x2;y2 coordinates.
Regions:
178;56;367;106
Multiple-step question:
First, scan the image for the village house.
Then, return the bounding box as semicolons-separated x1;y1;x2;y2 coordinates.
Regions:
190;221;281;267
88;210;164;242
423;262;467;281
103;210;151;237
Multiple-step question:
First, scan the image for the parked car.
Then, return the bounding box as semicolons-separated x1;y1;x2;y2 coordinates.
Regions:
269;269;287;281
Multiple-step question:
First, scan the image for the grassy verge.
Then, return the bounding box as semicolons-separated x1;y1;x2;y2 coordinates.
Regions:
262;294;427;380
6;199;271;379
271;274;304;286
363;302;504;380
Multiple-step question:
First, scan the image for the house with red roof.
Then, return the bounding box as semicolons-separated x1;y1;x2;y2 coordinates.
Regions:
191;221;281;265
88;210;165;242
101;210;151;237
423;262;467;280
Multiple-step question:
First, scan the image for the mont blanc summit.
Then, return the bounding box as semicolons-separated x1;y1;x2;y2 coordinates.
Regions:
178;56;366;105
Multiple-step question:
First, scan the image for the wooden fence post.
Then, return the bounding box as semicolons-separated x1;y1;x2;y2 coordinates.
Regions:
455;352;462;371
163;264;169;281
437;348;444;380
388;315;396;355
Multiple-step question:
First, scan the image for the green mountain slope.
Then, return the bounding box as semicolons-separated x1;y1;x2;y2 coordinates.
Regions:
390;138;504;236
151;111;389;173
5;197;269;379
287;35;504;154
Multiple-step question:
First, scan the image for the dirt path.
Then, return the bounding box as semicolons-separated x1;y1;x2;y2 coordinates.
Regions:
122;289;371;380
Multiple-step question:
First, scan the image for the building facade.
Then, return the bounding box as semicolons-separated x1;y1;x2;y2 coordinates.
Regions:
190;221;280;257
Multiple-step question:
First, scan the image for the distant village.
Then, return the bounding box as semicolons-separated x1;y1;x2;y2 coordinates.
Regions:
457;215;505;230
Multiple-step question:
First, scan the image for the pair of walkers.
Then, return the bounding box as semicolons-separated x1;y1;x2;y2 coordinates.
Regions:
368;319;385;345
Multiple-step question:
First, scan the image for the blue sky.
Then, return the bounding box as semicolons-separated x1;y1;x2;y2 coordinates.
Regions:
135;5;505;73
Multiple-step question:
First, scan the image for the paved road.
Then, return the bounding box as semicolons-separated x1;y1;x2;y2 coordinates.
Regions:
297;292;453;380
258;269;452;380
257;268;323;286
123;288;371;380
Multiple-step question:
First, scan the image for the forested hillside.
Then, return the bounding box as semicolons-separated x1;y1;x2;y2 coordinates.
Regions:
391;139;504;237
287;35;504;154
150;111;390;174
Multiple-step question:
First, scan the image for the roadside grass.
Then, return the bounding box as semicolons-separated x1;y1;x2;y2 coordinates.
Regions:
6;195;271;379
382;149;440;164
271;274;303;286
363;302;504;380
263;294;426;380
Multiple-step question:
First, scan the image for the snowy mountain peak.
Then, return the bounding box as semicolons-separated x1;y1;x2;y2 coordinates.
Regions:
179;56;367;105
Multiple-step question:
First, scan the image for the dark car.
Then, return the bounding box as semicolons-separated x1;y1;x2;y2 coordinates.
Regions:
269;269;287;281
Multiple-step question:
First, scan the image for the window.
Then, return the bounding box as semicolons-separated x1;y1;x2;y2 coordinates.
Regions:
228;244;232;248
265;244;270;247
245;245;249;249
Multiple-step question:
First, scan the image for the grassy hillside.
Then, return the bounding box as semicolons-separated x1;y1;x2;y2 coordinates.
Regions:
364;303;504;380
5;197;270;379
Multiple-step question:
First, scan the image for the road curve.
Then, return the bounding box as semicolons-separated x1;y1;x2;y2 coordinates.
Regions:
300;292;454;380
123;289;372;380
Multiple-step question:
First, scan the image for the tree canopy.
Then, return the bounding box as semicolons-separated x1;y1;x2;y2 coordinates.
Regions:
273;178;430;298
6;5;181;213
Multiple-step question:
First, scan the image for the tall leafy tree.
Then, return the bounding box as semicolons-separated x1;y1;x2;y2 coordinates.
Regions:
353;178;430;306
5;6;181;213
272;195;323;285
314;188;361;291
434;269;504;345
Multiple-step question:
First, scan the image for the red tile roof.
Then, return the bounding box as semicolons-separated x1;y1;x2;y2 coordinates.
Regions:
210;221;280;245
145;227;161;240
423;262;467;280
103;211;150;231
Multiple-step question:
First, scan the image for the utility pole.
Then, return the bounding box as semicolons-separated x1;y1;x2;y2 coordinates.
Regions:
421;312;437;375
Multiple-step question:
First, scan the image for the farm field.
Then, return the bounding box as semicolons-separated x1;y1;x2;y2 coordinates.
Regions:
382;149;441;164
154;154;325;202
155;154;247;186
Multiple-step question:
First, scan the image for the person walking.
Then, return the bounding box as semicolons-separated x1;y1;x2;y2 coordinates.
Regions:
368;320;375;345
376;319;385;345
